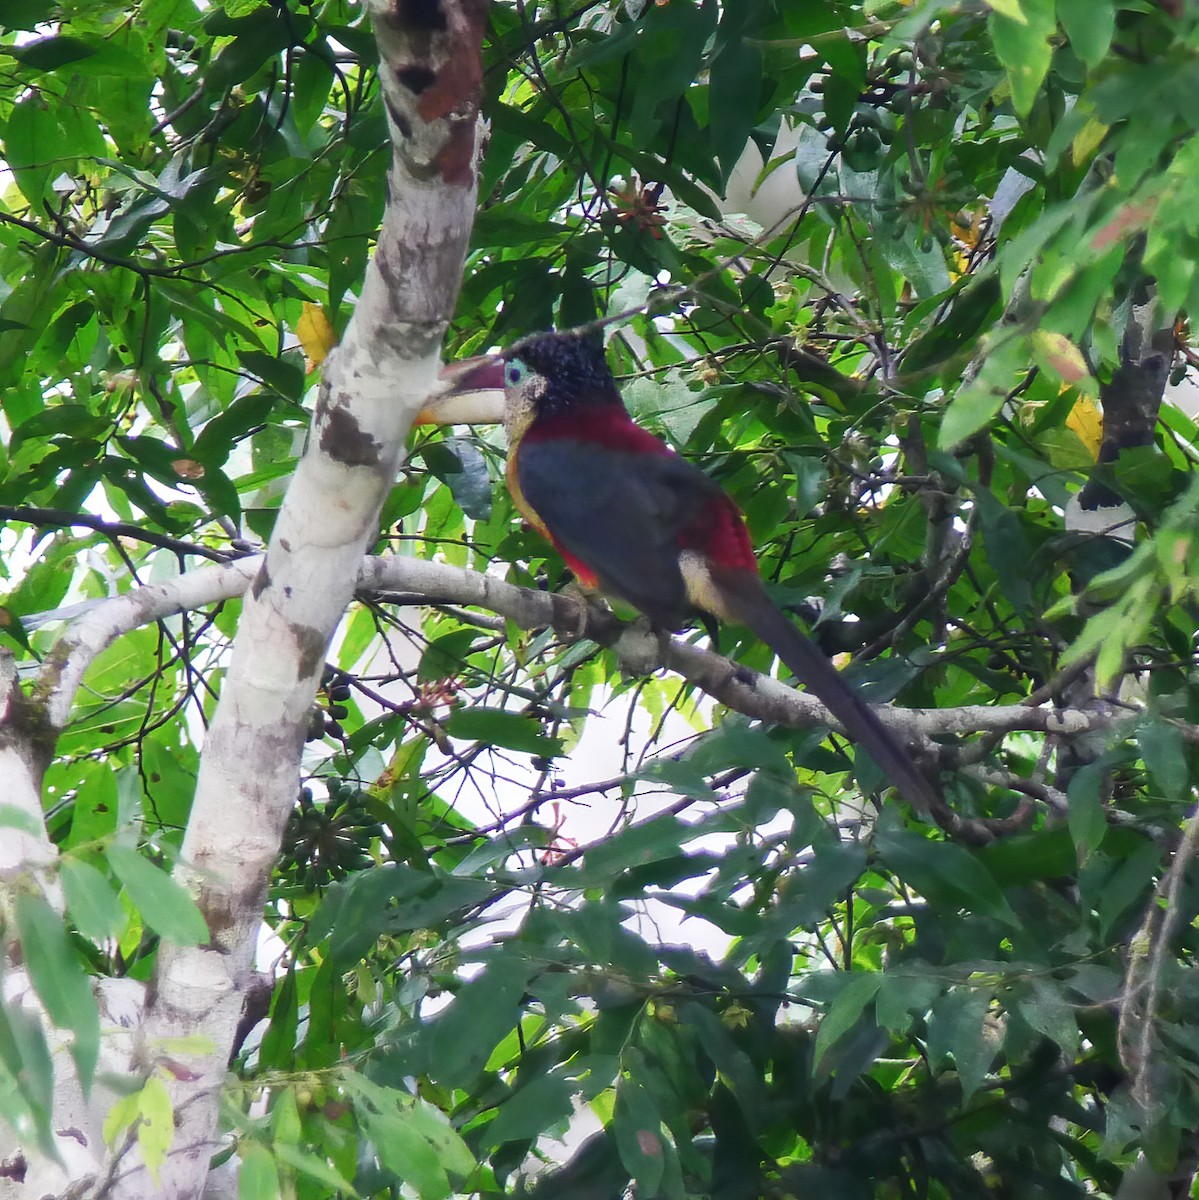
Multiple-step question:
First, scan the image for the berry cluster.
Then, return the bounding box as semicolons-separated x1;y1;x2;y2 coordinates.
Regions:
307;665;353;743
279;780;383;887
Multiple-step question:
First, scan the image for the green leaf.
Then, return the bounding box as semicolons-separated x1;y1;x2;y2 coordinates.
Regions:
1057;0;1114;69
237;350;305;402
7;34;97;72
13;34;150;76
313;866;491;962
627;0;718;143
15;893;100;1089
984;830;1080;888
1015;978;1078;1059
428;954;535;1087
402;1101;477;1180
238;1142;280;1200
256;970;297;1072
977;491;1033;611
11;404;110;449
927;987;994;1102
472;209;574;248
814;974;882;1067
874;968;944;1036
678;1002;765;1127
578;811;723;885
193;390;280;467
1094;839;1160;941
444;707;562;756
0;997;55;1155
938;332;1028;449
273;1143;358;1196
755;842;869;937
876;827;1020;927
482;1073;576;1148
370;1113;451;1198
105;843;209;946
901;274;1001;375
343;1075;474;1196
1139;718;1188;800
1066;763;1106;864
878;225;952;299
442;435;494;522
989;0;1055;118
60;857;127;942
613;1053;665;1197
137;1073;175;1184
3;93;62;206
710;40;763;184
0;0;57;31
0;805;42;838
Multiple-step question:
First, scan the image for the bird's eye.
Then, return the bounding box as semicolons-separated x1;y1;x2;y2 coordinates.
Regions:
505;360;526;387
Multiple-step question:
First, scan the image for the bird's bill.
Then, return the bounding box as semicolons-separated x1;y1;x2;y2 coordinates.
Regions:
415;355;507;426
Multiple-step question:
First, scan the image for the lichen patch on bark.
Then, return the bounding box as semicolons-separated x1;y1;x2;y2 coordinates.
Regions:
319;405;382;466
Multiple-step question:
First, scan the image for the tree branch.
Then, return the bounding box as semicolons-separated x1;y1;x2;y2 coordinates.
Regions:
0;506;237;563
38;552;1131;767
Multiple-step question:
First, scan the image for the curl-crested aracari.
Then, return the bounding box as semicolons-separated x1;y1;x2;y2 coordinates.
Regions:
431;330;936;811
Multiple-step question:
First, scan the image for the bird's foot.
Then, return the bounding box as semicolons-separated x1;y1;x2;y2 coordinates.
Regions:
556;579;605;640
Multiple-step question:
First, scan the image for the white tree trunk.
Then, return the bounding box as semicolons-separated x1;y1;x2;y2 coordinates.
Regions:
118;4;489;1194
0;3;488;1197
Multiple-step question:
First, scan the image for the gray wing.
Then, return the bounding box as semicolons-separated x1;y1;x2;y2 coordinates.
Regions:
517;439;723;627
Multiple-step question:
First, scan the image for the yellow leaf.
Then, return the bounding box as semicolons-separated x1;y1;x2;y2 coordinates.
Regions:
1032;329;1090;386
103;1090;140;1147
722;1001;752;1029
1065;394;1103;461
297;303;337;370
137;1073;174;1185
1071;116;1109;166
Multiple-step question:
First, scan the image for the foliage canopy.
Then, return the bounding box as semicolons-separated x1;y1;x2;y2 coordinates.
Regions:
2;0;1199;1196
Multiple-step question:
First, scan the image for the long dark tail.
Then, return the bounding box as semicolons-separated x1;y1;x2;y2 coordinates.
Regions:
721;578;939;812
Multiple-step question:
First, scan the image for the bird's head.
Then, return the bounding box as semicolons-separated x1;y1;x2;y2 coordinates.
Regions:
424;330;623;437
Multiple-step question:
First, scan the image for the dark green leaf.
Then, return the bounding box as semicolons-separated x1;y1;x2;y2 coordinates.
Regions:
927;987;994;1102
613;1053;665;1196
813;974;881;1067
194;391;281;466
15;893;100;1089
1139;718;1188;800
876;827;1019;927
441;435;493;521
1066;762;1106;863
237;350;305;402
874;968;943;1036
710;41;763;185
429;955;535;1087
1015;978;1078;1059
481;1073;576;1148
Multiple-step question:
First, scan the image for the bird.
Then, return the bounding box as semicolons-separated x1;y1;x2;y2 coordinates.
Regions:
432;329;938;811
